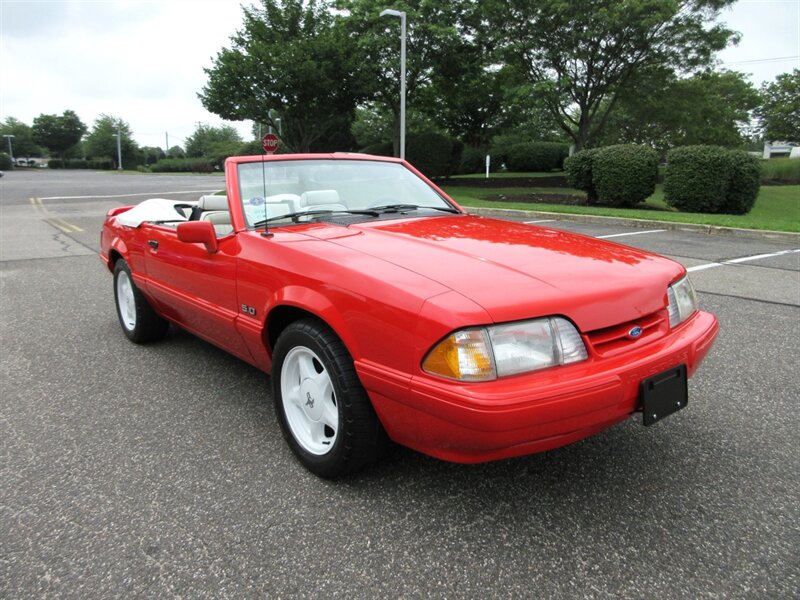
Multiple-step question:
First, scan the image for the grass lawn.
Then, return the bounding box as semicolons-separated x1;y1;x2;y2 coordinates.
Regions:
442;183;800;233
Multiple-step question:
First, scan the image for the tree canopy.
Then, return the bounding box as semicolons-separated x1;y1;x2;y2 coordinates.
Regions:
85;114;139;168
489;0;738;149
0;117;44;158
32;110;87;160
756;69;800;142
200;0;364;152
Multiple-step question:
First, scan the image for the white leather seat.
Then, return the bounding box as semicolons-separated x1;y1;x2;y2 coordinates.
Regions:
201;211;233;236
197;195;232;235
298;190;347;212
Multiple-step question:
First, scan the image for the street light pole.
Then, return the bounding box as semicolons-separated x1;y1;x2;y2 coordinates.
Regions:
3;134;15;164
112;125;123;170
380;9;406;160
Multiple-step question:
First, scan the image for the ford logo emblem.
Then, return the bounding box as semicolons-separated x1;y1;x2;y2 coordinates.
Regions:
628;326;643;339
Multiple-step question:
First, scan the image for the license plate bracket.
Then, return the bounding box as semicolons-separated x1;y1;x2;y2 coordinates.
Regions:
641;365;688;426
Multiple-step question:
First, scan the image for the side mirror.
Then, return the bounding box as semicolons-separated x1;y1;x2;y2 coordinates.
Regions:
177;221;219;254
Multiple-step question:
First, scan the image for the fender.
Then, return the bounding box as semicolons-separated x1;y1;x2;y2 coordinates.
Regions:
266;285;360;358
103;236;129;272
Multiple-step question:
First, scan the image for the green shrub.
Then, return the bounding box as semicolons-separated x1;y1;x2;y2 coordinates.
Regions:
150;158;214;173
48;159;64;169
721;151;761;215
360;142;394;157
65;159;88;169
591;144;659;207
88;158;114;170
0;152;12;170
564;148;600;203
406;132;453;179
664;145;734;213
507;142;569;172
459;147;486;174
448;139;465;178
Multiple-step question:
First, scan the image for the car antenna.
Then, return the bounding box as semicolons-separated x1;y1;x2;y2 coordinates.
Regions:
260;133;273;238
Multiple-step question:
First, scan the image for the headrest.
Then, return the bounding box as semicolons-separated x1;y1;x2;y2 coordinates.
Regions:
198;195;229;211
299;190;340;207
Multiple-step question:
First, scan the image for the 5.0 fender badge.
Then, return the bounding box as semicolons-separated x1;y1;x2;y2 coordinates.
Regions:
628;326;643;339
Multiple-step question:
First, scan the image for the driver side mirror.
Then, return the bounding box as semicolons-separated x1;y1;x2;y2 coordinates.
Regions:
177;220;219;254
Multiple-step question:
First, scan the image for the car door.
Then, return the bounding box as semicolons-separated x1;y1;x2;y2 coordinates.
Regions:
141;224;252;361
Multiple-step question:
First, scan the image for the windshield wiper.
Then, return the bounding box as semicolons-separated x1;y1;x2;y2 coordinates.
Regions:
368;203;461;214
252;208;380;227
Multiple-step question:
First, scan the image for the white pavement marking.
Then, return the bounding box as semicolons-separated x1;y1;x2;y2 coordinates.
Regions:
597;229;666;239
523;219;555;224
687;248;800;272
39;189;221;200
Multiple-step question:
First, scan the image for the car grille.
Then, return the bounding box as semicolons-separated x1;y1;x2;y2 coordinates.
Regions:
584;310;669;357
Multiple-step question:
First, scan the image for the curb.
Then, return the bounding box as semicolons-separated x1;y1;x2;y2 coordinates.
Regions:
466;207;800;245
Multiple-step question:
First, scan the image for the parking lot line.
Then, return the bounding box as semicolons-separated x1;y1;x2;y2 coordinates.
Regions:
29;198;83;233
597;229;666;239
687;248;800;272
524;219;556;224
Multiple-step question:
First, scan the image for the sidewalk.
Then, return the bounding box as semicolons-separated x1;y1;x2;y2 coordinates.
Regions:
467;207;800;244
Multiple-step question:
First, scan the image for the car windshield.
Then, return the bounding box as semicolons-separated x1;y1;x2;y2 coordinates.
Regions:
237;159;457;228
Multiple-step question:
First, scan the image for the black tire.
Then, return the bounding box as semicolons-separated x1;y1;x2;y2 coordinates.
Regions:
113;259;169;343
272;318;388;478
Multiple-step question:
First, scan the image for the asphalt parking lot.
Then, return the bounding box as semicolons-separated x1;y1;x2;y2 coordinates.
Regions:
1;169;798;598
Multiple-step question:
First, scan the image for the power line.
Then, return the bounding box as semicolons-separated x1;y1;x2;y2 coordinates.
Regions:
721;55;799;65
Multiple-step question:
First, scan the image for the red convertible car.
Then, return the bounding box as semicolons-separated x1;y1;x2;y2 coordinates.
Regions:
100;154;718;478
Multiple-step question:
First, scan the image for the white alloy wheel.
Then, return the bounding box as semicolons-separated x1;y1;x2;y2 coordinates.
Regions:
116;269;137;331
280;346;339;455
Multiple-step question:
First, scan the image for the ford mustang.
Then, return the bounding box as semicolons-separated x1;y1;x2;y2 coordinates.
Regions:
100;153;718;478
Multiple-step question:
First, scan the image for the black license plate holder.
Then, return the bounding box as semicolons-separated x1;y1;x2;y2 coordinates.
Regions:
641;365;688;426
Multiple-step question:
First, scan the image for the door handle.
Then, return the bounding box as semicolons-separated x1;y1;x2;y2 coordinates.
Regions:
148;240;159;249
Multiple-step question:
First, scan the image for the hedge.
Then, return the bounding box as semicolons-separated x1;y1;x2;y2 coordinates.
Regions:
564;148;600;203
664;146;736;213
722;152;762;214
591;145;659;207
0;152;12;170
406;132;454;179
360;142;394;157
507;142;569;172
150;158;215;173
459;147;486;174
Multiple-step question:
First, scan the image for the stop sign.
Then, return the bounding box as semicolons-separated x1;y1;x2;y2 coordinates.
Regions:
262;133;279;154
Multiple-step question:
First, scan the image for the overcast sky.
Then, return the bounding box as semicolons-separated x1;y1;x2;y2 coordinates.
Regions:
1;0;798;149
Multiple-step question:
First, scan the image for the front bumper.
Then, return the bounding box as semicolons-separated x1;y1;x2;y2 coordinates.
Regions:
357;310;718;463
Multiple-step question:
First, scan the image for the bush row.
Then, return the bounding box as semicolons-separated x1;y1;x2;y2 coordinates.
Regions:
149;158;215;173
48;158;116;170
0;152;12;170
565;145;659;207
361;133;463;178
506;142;569;172
664;146;761;214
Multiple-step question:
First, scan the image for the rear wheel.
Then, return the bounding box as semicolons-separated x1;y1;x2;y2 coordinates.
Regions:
113;259;169;343
272;318;387;478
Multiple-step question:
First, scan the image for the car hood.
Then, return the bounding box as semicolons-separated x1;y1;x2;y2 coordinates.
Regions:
304;215;684;332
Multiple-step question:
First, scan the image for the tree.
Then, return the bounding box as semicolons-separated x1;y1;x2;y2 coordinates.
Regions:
85;115;140;168
0;117;44;158
184;124;242;157
491;0;738;150
32;110;87;160
201;0;364;152
756;69;800;142
338;0;467;156
595;70;761;151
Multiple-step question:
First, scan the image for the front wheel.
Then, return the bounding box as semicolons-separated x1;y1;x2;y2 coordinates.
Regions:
113;259;169;343
272;318;387;478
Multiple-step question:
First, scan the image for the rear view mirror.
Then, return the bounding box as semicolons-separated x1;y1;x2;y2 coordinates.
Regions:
177;221;218;254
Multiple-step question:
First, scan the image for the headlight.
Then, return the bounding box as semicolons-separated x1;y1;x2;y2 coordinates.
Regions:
667;275;697;328
422;317;588;382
